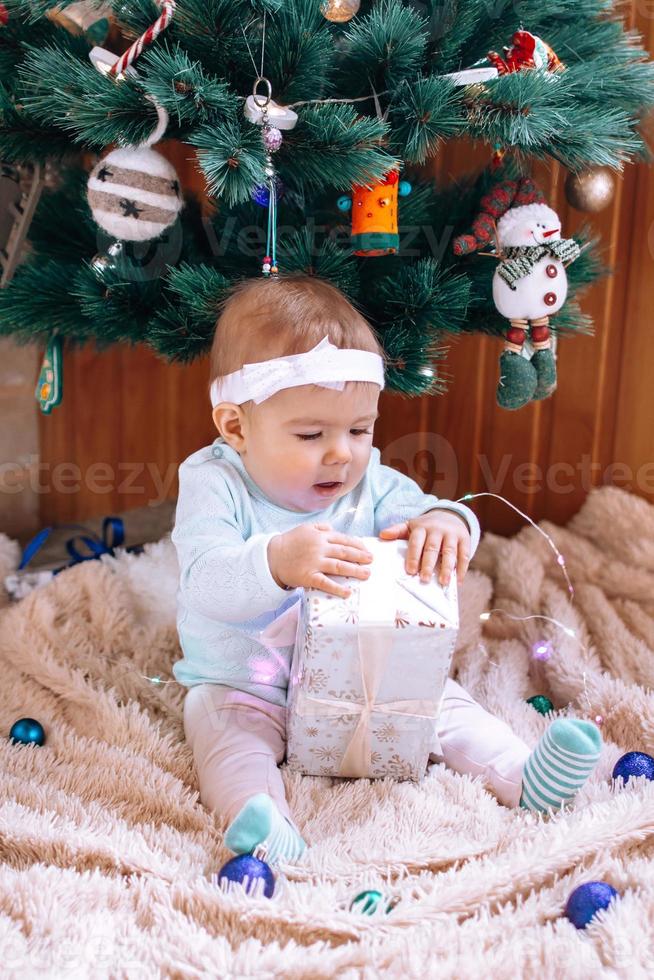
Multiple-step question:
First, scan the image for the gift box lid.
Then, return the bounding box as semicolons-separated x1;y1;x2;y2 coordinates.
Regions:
306;536;458;630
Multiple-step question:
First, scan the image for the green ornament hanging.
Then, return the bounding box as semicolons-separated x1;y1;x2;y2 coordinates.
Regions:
35;333;63;414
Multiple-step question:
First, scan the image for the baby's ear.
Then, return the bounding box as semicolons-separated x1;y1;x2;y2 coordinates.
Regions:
212;403;245;450
211;404;224;434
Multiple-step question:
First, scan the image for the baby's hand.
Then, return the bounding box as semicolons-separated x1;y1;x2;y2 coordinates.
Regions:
267;523;373;598
379;511;471;586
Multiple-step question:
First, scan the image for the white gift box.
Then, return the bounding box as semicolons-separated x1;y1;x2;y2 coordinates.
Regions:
278;536;459;781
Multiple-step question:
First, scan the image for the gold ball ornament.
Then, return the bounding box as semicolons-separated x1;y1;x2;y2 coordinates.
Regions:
565;168;616;213
321;0;360;22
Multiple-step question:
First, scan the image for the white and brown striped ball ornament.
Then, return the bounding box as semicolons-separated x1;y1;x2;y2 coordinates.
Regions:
87;145;183;242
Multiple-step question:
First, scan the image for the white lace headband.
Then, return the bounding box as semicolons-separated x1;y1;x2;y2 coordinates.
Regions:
209;336;385;407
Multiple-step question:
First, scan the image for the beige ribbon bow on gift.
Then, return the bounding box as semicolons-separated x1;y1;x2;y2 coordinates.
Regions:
293;624;444;777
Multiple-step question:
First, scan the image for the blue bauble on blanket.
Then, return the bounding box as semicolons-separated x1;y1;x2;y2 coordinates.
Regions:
9;717;46;746
564;881;619;929
215;854;275;898
612;751;654;783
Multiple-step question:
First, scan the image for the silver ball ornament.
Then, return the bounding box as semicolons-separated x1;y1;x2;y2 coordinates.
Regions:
565;168;616;213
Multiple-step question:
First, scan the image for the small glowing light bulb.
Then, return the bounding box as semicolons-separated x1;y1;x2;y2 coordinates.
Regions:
532;640;553;661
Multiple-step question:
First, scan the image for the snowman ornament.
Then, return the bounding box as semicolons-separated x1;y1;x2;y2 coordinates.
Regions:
454;178;580;410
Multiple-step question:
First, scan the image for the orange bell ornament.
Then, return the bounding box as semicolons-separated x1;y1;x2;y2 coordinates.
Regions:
347;168;411;256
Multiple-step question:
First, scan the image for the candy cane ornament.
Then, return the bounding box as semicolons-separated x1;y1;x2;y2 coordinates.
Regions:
109;0;176;78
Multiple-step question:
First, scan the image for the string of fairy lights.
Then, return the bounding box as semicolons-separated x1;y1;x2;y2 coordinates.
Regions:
85;489;614;727
458;491;608;726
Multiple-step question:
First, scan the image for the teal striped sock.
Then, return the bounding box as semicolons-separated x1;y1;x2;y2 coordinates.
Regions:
224;793;306;865
520;718;603;812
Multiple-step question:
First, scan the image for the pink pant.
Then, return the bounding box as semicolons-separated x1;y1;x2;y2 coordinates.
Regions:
183;678;532;830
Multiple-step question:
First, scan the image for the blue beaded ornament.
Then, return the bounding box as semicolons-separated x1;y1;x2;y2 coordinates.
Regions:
612;751;654;783
398;180;412;197
336;195;352;212
251;184;270;207
251;178;285;209
216;854;275;898
9;717;46;746
564;881;618;929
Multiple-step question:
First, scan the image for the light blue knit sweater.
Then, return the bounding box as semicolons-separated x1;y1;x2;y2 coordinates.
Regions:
171;437;480;707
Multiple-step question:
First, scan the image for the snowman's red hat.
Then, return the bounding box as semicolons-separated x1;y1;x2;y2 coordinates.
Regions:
453;177;546;255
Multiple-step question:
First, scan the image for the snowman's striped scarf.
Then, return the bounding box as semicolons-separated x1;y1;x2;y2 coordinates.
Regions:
497;239;580;290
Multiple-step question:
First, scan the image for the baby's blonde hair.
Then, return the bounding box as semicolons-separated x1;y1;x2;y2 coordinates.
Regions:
208;274;386;408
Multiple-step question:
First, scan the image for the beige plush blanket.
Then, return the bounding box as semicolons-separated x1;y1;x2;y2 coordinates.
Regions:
0;485;653;978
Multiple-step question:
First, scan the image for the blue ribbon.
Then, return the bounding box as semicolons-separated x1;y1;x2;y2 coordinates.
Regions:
18;517;143;575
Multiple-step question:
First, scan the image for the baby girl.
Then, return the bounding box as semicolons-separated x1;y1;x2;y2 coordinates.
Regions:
172;275;602;866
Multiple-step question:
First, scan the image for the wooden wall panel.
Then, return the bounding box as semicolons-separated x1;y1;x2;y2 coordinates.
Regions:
38;5;654;536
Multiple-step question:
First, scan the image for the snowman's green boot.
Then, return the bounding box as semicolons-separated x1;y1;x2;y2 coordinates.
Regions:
531;347;558;401
496;351;537;410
